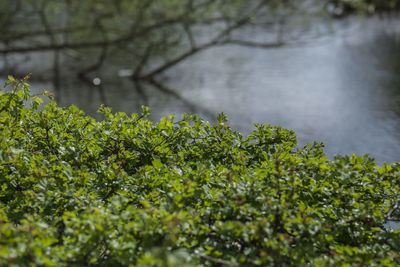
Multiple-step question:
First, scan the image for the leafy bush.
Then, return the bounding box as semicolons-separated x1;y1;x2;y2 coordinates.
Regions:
0;76;400;266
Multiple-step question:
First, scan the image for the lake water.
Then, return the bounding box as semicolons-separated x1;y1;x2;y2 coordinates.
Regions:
1;17;400;164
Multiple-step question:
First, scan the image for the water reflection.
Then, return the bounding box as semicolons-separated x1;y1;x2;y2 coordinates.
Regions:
164;17;400;163
1;18;400;163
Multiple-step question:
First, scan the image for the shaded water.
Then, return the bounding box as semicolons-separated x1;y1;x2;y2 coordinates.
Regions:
2;17;400;163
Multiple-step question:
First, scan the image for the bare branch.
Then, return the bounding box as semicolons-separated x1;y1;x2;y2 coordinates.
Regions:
132;44;154;78
0;19;183;54
225;39;285;48
0;26;88;42
183;24;196;50
195;251;240;266
385;204;399;221
137;40;219;80
136;2;267;80
77;14;109;78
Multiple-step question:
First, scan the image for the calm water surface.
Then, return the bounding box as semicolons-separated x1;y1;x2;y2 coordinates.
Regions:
2;18;400;163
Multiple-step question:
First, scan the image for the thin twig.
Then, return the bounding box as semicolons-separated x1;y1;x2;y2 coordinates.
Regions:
195;251;240;266
385;204;399;220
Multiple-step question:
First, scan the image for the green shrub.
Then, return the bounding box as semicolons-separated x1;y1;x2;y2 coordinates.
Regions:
0;76;400;266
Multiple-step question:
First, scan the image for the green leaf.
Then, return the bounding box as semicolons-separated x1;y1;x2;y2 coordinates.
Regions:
152;159;163;170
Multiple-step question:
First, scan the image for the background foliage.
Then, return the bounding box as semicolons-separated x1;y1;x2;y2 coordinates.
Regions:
0;77;400;266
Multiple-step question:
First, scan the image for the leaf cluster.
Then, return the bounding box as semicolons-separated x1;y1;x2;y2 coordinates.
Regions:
0;77;400;266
